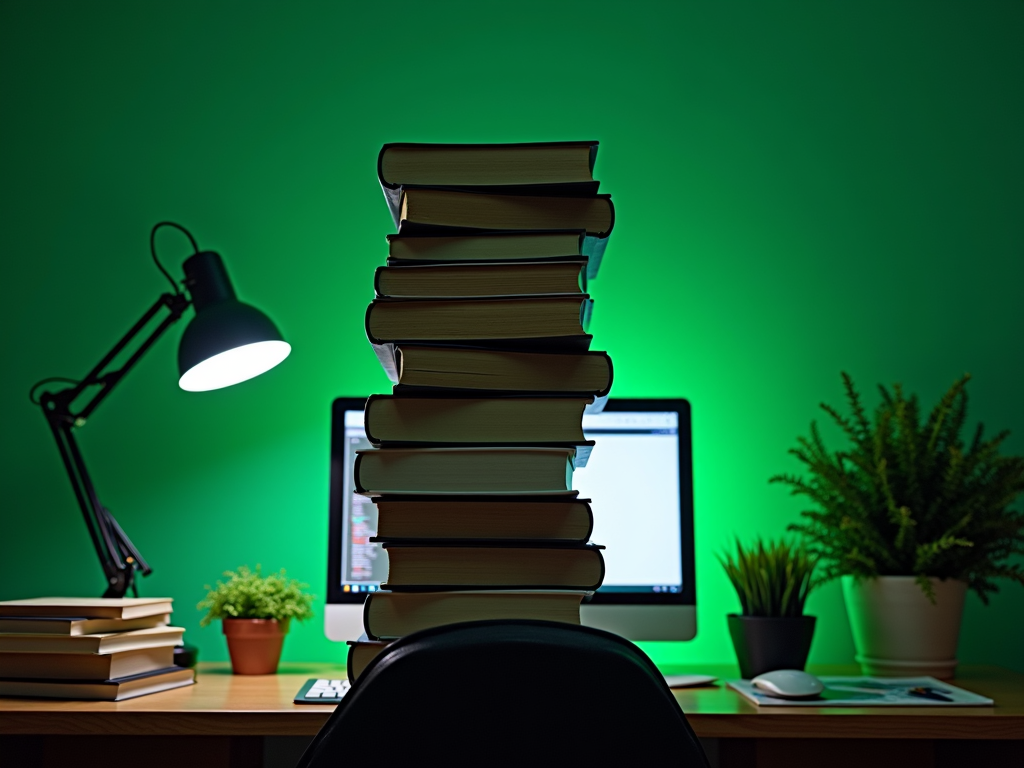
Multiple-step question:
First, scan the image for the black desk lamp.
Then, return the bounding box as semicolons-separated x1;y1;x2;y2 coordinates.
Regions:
31;222;290;598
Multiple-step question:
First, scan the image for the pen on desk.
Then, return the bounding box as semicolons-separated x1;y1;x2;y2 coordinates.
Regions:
907;687;953;702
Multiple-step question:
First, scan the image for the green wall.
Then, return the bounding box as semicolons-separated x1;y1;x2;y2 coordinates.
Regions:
2;1;1022;672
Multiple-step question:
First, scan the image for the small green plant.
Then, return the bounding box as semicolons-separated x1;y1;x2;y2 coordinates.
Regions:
719;538;820;617
772;373;1024;602
198;565;315;628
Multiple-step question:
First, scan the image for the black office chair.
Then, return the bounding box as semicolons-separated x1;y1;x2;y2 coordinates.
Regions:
296;619;710;768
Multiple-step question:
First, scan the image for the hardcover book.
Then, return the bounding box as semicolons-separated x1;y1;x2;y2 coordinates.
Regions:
354;446;578;496
374;260;586;298
0;666;194;701
0;597;173;621
363;394;593;448
365;294;593;348
0;614;169;636
0;646;175;680
395;188;613;265
384;346;613;402
378;141;598;189
346;636;391;682
0;626;185;654
381;542;605;591
371;496;594;542
362;589;588;640
385;230;595;274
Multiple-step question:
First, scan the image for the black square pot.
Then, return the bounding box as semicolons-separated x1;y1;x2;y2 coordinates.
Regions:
727;614;816;679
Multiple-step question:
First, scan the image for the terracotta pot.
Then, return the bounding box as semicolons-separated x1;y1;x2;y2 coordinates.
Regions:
727;614;816;679
222;618;288;675
842;575;967;678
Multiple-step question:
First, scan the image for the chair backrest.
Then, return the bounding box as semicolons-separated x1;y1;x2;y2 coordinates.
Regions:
297;619;709;768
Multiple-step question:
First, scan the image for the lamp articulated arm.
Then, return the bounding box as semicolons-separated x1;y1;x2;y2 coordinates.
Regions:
33;220;290;598
38;291;190;597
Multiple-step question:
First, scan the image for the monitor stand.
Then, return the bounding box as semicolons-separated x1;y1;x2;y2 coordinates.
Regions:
326;603;696;643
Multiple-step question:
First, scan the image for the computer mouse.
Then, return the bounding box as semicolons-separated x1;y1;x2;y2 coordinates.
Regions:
751;669;824;699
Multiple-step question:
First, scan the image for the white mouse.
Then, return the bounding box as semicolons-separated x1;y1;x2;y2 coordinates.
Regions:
751;669;824;699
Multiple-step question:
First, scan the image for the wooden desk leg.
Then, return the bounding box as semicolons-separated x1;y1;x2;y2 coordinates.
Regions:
228;736;263;768
727;739;1024;768
754;739;934;768
718;738;938;768
0;736;264;768
717;738;755;767
0;735;44;768
935;740;1024;767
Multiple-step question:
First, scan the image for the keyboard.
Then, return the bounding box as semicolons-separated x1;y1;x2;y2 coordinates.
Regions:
294;678;351;704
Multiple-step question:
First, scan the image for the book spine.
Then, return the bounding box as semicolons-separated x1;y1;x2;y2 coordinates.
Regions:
362;394;383;445
379;544;606;591
362;593;380;642
352;453;369;495
375;334;595;356
346;644;358;682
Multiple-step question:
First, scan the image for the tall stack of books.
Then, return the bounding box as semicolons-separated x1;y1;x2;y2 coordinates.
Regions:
0;597;194;700
347;142;615;682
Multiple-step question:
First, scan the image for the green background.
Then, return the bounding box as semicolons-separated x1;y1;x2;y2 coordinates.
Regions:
2;1;1021;672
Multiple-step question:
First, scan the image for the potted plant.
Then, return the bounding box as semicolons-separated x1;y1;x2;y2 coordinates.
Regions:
198;565;315;675
772;373;1024;677
720;538;820;679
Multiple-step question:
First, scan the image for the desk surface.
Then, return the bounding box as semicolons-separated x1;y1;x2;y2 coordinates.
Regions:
2;663;1023;740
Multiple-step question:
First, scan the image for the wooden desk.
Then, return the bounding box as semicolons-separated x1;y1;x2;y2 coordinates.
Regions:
1;663;1022;768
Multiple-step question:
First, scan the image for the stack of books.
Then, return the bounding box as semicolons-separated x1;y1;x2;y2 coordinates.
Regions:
0;597;194;700
347;141;615;682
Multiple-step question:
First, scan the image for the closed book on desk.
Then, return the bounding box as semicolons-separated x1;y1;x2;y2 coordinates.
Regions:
374;260;587;298
386;346;613;402
381;542;605;591
0;646;175;680
354;447;577;496
0;626;185;654
386;231;600;278
372;496;594;542
395;188;613;265
362;589;587;640
0;614;170;636
364;394;593;448
0;597;173;620
0;666;194;701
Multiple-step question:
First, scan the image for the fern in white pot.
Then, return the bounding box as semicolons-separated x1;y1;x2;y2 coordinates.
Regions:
772;374;1024;677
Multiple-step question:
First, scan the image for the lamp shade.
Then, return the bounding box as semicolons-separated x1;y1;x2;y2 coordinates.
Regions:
177;251;290;392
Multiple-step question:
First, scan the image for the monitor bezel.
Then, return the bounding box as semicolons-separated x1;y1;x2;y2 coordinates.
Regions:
326;396;696;608
580;398;695;607
326;397;371;606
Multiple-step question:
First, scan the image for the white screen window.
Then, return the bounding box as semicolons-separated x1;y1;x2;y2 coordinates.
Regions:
575;411;683;593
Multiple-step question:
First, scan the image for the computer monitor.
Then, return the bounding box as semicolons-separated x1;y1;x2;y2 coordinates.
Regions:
325;397;696;642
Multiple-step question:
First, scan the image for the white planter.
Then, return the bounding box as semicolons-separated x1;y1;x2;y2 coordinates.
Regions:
841;575;967;679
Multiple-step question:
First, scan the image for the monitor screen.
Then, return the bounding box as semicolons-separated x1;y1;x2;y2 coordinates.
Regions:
326;397;696;640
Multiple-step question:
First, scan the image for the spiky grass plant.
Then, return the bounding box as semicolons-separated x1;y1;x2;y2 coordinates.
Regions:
719;539;820;617
771;373;1024;602
198;565;315;627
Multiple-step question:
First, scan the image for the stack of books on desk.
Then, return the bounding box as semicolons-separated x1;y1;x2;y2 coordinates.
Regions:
348;142;615;682
0;597;194;700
